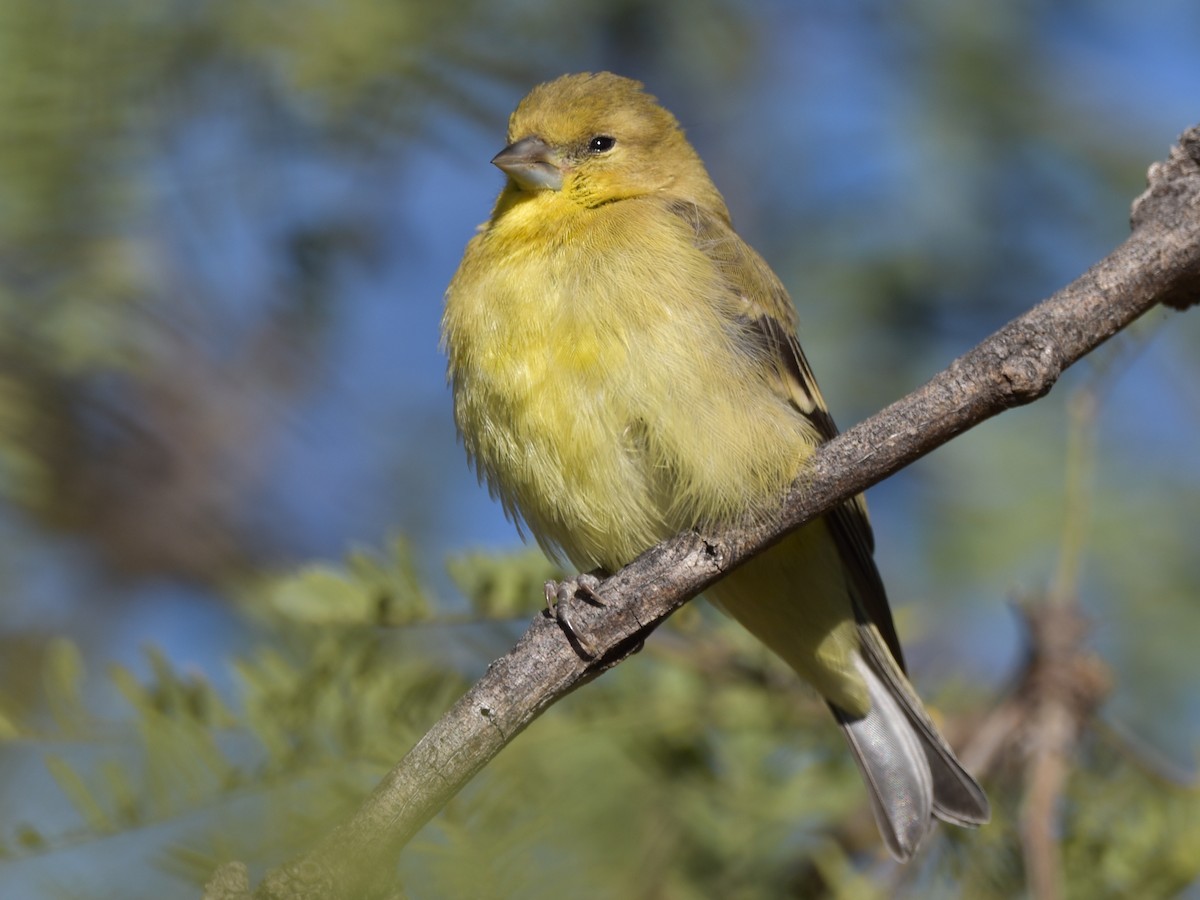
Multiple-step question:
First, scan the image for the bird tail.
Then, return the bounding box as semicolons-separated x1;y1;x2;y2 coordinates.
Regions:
830;625;990;861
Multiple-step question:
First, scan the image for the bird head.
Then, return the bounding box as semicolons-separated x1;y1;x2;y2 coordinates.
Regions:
492;72;724;212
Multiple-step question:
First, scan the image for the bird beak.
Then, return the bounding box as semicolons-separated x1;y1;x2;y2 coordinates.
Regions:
492;136;564;191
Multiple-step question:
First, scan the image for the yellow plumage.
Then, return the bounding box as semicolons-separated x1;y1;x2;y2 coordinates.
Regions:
443;72;988;859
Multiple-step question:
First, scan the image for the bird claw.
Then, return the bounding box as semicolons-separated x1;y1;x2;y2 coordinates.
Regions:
545;573;605;659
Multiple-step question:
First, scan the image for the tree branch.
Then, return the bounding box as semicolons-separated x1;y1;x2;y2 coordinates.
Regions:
208;125;1200;900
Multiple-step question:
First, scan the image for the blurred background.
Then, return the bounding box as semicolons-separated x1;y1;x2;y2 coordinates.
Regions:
2;1;1199;897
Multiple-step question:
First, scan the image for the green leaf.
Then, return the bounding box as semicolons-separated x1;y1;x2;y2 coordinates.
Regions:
45;754;113;834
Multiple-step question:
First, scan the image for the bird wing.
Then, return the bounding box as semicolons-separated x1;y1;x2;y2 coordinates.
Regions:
663;198;906;670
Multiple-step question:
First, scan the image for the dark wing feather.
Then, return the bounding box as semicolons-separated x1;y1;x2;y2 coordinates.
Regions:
663;199;905;671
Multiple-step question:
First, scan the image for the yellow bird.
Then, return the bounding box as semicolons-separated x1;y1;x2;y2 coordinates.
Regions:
442;72;988;860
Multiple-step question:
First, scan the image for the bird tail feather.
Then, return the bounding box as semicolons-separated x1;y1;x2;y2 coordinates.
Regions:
831;625;990;861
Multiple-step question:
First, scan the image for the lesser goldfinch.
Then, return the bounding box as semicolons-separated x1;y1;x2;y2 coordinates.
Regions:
442;72;988;860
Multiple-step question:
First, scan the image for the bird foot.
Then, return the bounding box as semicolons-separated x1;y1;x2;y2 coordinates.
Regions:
545;573;605;659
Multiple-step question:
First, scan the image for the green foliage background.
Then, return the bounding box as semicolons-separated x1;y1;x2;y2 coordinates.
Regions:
1;1;1199;898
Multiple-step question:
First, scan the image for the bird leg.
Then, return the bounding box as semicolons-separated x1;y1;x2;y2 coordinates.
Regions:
545;572;605;659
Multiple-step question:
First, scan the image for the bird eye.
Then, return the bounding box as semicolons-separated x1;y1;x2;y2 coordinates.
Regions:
587;135;617;153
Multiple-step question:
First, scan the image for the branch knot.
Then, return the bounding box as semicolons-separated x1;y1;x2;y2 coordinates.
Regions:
998;354;1053;403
